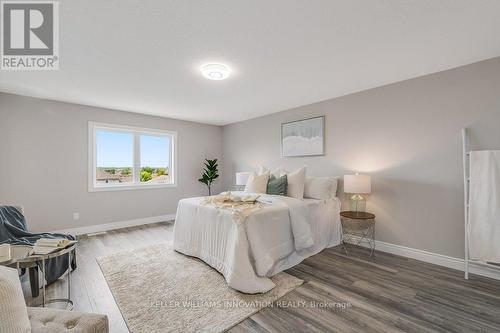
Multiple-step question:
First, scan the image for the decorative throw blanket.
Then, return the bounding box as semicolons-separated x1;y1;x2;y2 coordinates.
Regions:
0;206;76;284
201;193;264;223
200;193;313;251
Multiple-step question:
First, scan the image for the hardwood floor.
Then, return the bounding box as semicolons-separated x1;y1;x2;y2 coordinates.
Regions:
22;222;500;333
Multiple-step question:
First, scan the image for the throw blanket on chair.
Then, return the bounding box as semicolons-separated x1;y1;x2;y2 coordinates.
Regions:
0;206;76;284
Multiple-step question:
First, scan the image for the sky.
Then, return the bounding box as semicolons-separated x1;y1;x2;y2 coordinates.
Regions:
96;130;170;167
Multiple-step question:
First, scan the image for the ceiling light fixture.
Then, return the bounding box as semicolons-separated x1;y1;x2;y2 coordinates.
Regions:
200;63;231;80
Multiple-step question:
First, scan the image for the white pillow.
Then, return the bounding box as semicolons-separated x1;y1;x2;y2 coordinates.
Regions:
272;167;287;179
304;177;339;200
257;166;269;175
282;167;306;199
244;171;270;193
258;166;286;179
0;266;31;333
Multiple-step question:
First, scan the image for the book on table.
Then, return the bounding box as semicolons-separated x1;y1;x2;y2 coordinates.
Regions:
30;238;77;255
0;243;11;262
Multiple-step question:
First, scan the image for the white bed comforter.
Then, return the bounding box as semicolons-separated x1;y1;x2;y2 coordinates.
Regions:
173;193;341;293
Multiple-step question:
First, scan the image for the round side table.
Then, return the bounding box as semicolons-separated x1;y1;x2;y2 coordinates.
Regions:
340;211;376;257
1;243;76;309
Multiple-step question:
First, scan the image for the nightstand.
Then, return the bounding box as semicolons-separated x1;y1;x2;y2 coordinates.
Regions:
340;211;376;257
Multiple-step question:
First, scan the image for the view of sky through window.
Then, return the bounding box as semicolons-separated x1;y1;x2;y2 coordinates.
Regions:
96;130;133;167
94;128;172;186
140;135;170;168
96;131;170;167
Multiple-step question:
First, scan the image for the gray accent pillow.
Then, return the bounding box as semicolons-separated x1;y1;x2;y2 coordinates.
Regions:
266;174;287;196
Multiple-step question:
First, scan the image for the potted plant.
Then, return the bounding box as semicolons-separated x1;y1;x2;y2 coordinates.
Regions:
198;159;219;195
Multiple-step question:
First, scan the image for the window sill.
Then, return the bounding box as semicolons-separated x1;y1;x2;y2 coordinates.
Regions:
89;183;177;192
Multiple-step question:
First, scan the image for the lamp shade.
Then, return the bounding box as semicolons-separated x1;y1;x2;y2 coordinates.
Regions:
344;174;371;194
236;172;252;186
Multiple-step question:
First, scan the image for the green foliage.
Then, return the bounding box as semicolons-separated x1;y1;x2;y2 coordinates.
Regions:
121;168;131;176
198;159;219;195
105;168;116;175
156;168;166;176
141;166;154;174
140;170;152;182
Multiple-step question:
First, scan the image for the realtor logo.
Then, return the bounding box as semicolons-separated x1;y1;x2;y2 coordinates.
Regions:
1;0;59;70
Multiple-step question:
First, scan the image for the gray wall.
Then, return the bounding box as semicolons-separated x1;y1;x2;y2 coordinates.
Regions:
2;57;500;257
222;57;500;259
0;93;222;232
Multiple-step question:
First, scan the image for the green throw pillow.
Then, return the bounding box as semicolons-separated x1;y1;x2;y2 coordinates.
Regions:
266;174;287;195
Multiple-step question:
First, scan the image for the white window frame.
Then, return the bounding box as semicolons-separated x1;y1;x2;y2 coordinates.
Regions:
88;121;177;192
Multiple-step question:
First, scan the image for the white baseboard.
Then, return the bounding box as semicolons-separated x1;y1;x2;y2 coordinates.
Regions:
53;214;176;236
345;235;500;281
52;218;499;280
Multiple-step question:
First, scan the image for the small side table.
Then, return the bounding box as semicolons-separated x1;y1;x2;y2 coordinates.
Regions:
0;243;76;310
0;245;40;296
340;211;376;257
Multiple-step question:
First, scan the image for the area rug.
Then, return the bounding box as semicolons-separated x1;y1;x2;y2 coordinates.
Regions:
96;242;303;333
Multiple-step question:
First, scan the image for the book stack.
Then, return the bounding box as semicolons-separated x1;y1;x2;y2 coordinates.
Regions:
30;238;77;255
0;243;11;262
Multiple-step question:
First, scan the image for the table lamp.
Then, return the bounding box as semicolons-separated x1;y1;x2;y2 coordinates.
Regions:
344;173;371;212
235;172;252;191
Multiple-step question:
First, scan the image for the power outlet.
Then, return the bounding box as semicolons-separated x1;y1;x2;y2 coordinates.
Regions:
73;212;80;221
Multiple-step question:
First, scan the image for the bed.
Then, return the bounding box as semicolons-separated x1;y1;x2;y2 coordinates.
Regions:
173;191;341;293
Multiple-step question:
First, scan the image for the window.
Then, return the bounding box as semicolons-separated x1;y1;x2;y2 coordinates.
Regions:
89;122;176;191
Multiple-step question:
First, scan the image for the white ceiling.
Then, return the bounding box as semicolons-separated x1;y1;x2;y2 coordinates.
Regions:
2;0;500;125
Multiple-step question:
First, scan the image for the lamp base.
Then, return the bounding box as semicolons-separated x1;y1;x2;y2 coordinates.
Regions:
349;194;366;212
